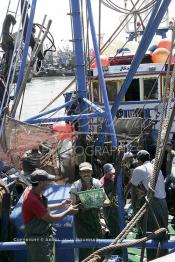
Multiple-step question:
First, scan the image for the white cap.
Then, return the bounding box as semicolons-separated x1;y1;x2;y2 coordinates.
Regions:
122;152;133;161
79;162;92;171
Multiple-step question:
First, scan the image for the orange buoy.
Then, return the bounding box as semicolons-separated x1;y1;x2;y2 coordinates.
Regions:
53;122;74;140
151;47;170;63
90;54;110;68
157;38;171;51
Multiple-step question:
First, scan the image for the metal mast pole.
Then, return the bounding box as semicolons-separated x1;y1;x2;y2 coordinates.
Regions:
70;0;89;133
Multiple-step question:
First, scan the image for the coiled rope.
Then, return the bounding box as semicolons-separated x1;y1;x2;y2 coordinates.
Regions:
82;22;175;262
82;228;166;262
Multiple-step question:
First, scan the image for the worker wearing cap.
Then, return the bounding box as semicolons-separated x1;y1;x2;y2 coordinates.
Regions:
22;169;78;262
100;163;120;239
161;142;175;179
165;142;175;177
122;152;135;188
22;148;42;175
129;150;168;260
162;142;175;214
70;162;110;260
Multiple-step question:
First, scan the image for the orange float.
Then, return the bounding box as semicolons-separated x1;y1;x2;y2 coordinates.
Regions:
90;54;110;68
53;122;75;140
157;38;171;51
151;47;170;63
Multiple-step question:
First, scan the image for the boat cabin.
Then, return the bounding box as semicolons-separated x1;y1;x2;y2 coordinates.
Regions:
88;57;173;150
89;62;167;106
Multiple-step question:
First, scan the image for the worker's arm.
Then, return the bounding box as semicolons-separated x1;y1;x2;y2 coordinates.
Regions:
103;193;110;207
48;199;72;211
124;181;132;199
69;184;79;205
70;193;77;205
42;204;79;223
130;184;138;204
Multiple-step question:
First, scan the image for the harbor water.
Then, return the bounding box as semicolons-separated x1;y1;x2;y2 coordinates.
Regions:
18;76;75;120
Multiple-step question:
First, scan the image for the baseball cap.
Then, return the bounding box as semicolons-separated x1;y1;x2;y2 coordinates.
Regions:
122;152;133;161
79;162;92;171
137;150;150;162
30;169;56;184
103;163;115;174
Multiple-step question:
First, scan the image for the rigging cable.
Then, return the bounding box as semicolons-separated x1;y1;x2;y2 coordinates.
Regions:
18;15;48;120
0;0;12;42
82;24;175;262
34;23;56;54
101;0;158;14
0;0;30;115
11;18;52;117
98;0;102;52
39;0;158;141
39;0;145;112
10;0;20;34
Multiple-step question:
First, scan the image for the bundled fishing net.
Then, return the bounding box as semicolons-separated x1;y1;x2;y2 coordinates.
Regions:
1;116;58;169
114;117;143;136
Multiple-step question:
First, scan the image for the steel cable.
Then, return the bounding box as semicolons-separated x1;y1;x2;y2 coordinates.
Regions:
39;0;143;112
101;0;158;14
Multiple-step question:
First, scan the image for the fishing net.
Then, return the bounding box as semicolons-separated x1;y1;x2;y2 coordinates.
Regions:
0;116;58;169
114;117;143;136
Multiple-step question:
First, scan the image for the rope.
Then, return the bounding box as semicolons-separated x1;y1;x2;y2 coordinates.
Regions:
0;0;12;42
149;24;175;197
34;22;56;54
101;0;158;14
17;16;48;118
18;88;25;120
112;23;175;152
39;0;143;112
40;139;76;167
82;228;166;262
98;0;102;52
11;18;52;117
40;141;61;167
0;0;30;114
98;25;175;262
114;92;175;246
10;0;20;34
32;16;47;60
85;52;175;260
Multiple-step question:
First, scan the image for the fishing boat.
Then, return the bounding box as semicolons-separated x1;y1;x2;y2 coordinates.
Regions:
87;49;172;155
33;65;75;77
0;0;175;262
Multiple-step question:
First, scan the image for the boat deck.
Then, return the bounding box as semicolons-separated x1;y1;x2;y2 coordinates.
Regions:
127;215;175;261
150;252;175;261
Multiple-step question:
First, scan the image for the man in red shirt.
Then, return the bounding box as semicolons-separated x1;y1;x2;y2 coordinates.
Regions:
22;169;78;262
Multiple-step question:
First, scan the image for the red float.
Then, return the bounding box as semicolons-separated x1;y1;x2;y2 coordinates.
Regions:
52;122;75;140
90;55;110;68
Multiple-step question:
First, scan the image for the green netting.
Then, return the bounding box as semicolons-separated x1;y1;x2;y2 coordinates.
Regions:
77;188;104;208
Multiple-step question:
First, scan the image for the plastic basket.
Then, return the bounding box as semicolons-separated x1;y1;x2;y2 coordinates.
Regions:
77;188;104;208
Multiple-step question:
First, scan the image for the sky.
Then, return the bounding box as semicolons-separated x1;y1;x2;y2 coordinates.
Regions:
0;0;175;50
0;0;122;49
